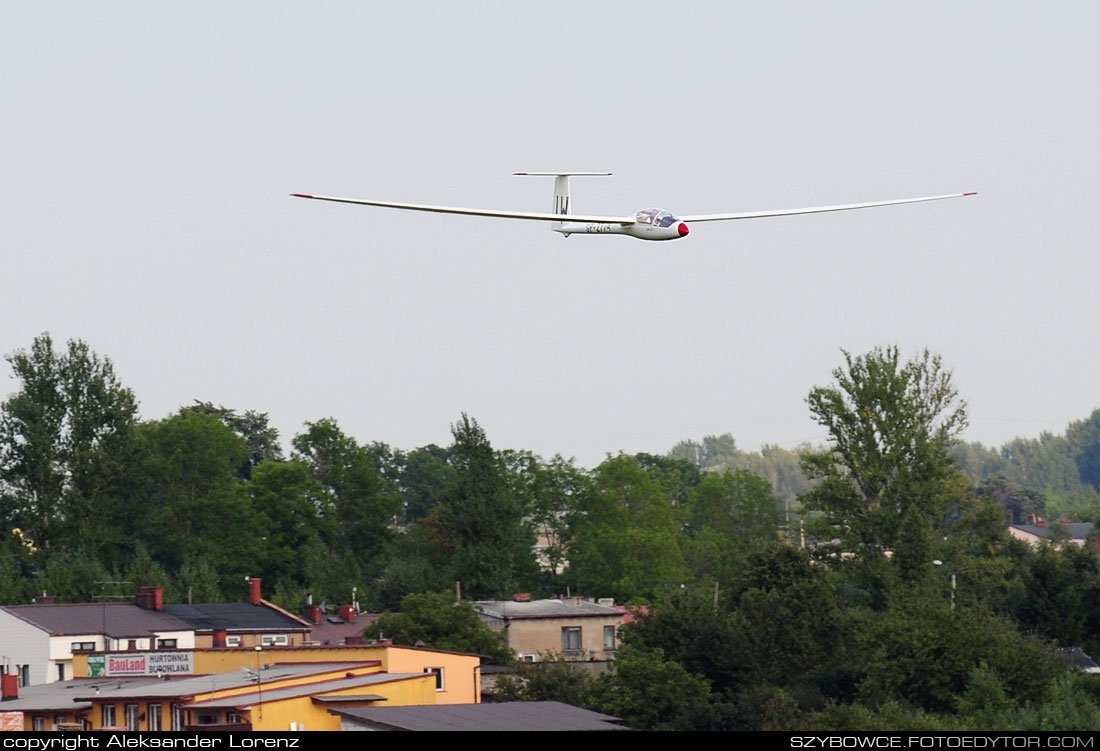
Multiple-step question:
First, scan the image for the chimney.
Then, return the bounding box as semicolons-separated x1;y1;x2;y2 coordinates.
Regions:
512;593;531;602
303;605;322;625
249;578;262;606
136;587;164;611
33;594;55;606
1;674;18;701
338;605;356;623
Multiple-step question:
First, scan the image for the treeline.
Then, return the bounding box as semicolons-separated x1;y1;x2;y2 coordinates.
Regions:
8;335;1100;729
0;334;781;610
496;348;1100;731
669;416;1100;525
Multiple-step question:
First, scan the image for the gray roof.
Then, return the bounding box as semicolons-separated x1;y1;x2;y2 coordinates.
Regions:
1;603;193;638
0;677;163;712
329;701;627;731
475;599;624;621
71;662;373;701
186;672;424;709
162;603;309;632
1011;522;1094;540
1059;647;1100;673
309;613;380;645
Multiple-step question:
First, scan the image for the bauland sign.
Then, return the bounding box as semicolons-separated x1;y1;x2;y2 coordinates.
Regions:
88;651;194;676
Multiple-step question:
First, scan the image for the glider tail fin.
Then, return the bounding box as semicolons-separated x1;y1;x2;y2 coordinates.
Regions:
513;172;612;235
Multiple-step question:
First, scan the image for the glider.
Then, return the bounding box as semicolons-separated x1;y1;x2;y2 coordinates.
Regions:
292;173;975;242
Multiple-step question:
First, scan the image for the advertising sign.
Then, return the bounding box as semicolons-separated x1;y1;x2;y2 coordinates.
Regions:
87;651;193;676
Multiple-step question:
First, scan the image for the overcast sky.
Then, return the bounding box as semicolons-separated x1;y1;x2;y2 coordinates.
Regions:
3;2;1098;467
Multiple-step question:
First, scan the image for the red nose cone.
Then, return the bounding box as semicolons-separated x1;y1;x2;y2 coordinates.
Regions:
678;222;689;237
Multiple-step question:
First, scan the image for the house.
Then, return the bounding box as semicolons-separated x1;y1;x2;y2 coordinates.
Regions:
475;598;624;662
0;591;195;685
71;661;437;731
1009;521;1094;549
162;579;312;648
0;675;163;731
300;602;381;646
67;642;484;726
328;701;628;731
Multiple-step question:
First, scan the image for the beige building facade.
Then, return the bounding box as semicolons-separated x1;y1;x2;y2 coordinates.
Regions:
476;598;624;662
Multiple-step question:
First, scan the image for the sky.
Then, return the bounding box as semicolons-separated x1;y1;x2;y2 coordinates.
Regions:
3;2;1099;468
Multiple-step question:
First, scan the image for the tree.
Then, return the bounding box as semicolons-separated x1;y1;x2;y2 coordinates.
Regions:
431;415;537;599
137;411;262;580
249;459;331;587
492;653;593;705
975;475;1045;525
363;591;514;664
0;334;139;559
292;419;400;581
855;590;1067;714
567;454;688;602
800;347;968;573
585;644;713;731
179;402;283;480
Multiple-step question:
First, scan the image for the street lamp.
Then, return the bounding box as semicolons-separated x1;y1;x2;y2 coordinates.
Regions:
254;646;263;723
932;560;958;611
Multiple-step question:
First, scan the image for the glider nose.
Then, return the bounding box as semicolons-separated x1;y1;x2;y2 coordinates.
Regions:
677;222;689;237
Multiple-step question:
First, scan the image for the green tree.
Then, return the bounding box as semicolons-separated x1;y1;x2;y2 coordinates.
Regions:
363;591;514;664
855;590;1066;714
567;454;689;602
137;411;262;580
179;402;283;480
800;347;968;586
292;419;400;580
431;415;536;599
492;653;594;704
0;334;139;559
975;474;1045;525
398;444;454;522
687;469;780;572
249;459;331;587
585;644;713;731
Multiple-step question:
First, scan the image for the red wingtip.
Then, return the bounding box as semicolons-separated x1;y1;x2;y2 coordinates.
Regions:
290;193;313;198
963;192;977;196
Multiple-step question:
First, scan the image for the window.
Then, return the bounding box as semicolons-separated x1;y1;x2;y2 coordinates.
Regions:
423;667;444;691
261;634;288;646
57;664;66;682
226;712;242;725
54;716;66;727
71;642;96;652
102;704;116;728
156;638;177;649
148;704;161;731
171;704;184;731
562;627;582;651
125;704;140;731
604;625;616;650
19;665;29;688
225;635;242;647
33;716;44;731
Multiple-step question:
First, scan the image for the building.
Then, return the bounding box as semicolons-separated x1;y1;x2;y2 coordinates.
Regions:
0;676;162;731
162;579;312;648
329;701;628;731
72;661;437;731
0;592;195;685
475;598;624;662
301;602;380;646
1009;521;1094;549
